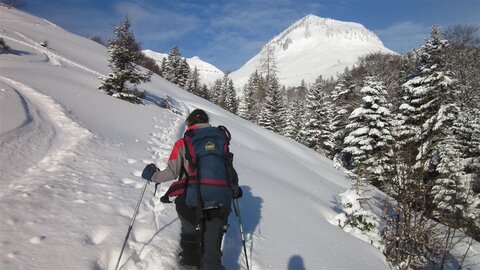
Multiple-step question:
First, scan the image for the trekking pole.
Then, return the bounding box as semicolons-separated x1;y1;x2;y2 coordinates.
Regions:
115;180;149;270
233;198;250;270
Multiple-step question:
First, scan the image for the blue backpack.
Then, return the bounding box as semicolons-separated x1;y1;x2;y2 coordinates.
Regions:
183;126;234;209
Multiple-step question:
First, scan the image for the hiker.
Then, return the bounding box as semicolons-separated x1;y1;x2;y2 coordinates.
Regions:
141;109;242;270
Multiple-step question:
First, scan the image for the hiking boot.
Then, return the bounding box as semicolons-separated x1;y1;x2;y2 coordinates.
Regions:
178;252;200;268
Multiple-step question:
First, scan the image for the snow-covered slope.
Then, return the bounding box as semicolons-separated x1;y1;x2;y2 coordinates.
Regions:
230;14;396;88
143;49;224;87
1;7;477;270
0;8;389;269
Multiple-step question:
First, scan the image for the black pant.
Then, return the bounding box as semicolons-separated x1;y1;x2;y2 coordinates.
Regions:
175;195;229;270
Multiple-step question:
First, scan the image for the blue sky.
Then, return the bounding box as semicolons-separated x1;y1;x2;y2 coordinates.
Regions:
23;0;479;72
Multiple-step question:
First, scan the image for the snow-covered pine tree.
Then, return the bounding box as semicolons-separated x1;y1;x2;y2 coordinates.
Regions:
300;76;331;152
258;73;287;133
284;99;305;142
300;78;322;149
163;46;180;84
322;97;335;158
335;185;379;244
238;83;255;121
224;77;238;114
98;18;151;104
398;25;457;176
430;107;468;220
178;58;191;88
431;108;480;238
330;71;357;166
210;78;224;107
427;106;480;267
160;57;167;77
184;66;201;95
162;46;190;87
343;75;394;187
198;84;210;101
467;110;480;210
219;74;229;108
238;72;263;122
464;108;480;234
297;80;308;99
250;70;267;121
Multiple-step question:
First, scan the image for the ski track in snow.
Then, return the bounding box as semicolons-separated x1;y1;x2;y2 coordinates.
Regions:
0;29;103;77
0;76;130;269
0;75;187;269
109;113;186;270
0;76;92;196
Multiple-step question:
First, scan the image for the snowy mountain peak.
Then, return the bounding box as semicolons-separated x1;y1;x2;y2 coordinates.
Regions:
142;49;224;86
230;14;395;88
143;48;167;59
269;14;385;51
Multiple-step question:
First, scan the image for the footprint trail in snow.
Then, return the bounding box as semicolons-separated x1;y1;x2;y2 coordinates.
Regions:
115;112;187;270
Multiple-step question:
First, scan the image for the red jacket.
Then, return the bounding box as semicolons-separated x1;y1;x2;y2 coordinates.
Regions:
151;123;210;196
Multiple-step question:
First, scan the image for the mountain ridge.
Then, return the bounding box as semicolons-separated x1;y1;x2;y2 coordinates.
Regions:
270;14;386;50
230;14;396;88
142;49;224;86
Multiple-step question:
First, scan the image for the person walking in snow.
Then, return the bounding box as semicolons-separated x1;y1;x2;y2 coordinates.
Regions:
141;109;242;270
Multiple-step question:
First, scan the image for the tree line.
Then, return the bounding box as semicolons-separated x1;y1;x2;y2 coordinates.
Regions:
98;18;479;269
237;25;479;269
213;24;479;269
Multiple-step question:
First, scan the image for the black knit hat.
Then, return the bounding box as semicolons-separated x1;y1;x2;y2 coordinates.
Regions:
186;109;209;126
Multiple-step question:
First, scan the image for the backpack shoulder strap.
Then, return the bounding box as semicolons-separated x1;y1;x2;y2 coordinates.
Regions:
216;126;239;194
182;130;196;168
217;125;231;143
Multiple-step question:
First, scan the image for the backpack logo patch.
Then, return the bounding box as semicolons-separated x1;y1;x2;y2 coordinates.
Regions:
205;142;216;151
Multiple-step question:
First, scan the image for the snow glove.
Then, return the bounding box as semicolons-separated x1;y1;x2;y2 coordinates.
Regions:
141;163;158;182
160;194;172;204
233;186;243;199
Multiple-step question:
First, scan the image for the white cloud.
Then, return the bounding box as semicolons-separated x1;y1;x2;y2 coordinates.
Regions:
375;21;431;53
200;3;307;69
114;2;200;42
